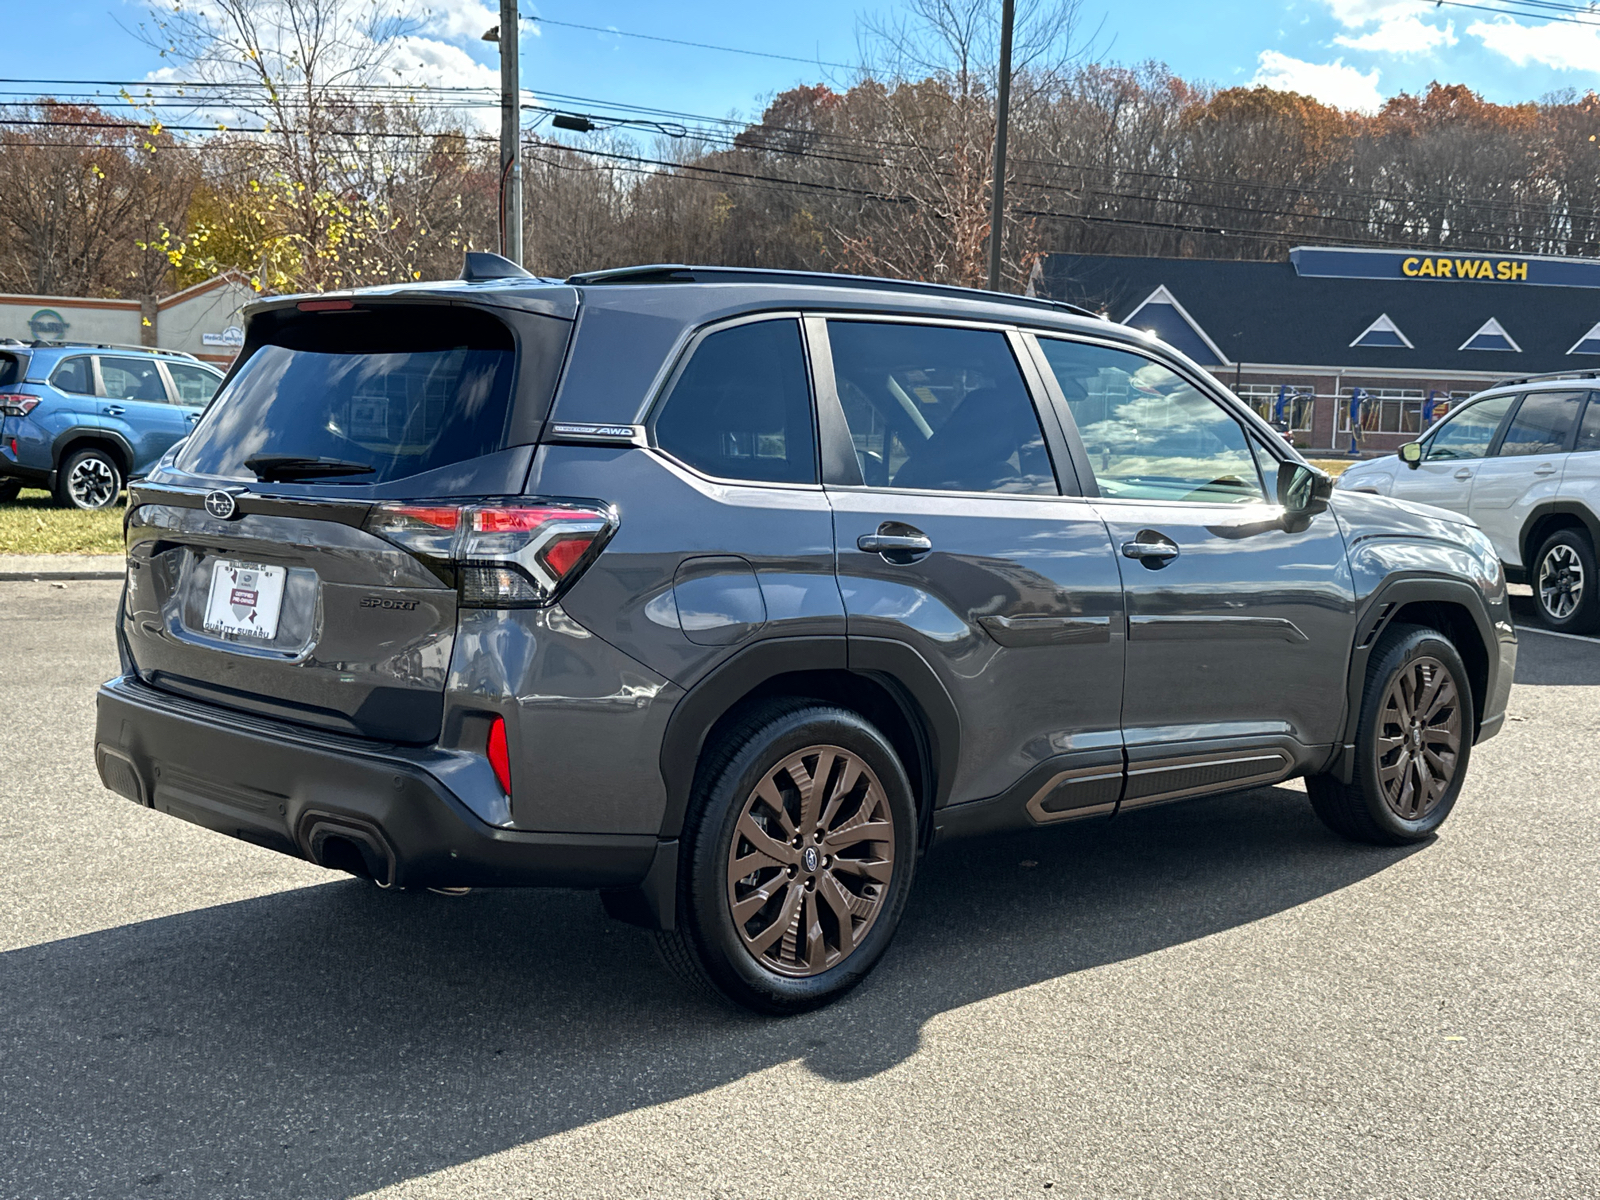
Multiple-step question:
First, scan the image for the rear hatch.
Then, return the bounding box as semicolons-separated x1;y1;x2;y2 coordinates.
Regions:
121;298;574;743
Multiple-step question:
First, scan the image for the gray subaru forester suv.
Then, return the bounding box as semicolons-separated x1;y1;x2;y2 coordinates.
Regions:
96;257;1516;1013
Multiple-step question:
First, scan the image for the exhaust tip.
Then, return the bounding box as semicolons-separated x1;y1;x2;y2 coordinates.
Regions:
297;814;398;889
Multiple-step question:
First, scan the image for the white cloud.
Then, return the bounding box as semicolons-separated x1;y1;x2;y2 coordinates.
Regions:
1467;17;1600;72
1250;50;1385;112
1335;14;1457;54
1318;0;1457;58
414;0;497;44
386;36;500;90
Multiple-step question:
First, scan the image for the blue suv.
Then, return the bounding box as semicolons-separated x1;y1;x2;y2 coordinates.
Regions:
0;340;225;509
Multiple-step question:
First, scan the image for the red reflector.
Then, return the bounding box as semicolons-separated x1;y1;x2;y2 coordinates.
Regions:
487;716;511;795
297;298;355;312
389;505;460;529
472;507;588;533
539;534;596;578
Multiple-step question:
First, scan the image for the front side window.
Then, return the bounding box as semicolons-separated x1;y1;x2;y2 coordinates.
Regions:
166;363;223;406
99;357;171;403
1424;394;1515;461
653;319;817;485
49;356;92;395
1496;390;1583;457
828;321;1056;495
1038;337;1264;504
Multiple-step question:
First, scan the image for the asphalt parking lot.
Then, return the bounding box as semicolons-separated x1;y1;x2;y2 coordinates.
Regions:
2;580;1597;1199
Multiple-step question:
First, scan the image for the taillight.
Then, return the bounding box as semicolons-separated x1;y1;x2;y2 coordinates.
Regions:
0;389;41;417
363;498;615;608
487;715;511;796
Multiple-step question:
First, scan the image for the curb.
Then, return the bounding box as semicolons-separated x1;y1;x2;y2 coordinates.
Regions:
0;555;125;582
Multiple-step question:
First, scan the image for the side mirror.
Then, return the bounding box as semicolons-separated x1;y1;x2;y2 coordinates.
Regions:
1277;461;1333;520
1398;441;1423;469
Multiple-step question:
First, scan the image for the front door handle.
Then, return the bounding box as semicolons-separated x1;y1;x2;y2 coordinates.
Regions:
1454;468;1472;481
104;405;125;417
858;533;933;554
1121;532;1180;568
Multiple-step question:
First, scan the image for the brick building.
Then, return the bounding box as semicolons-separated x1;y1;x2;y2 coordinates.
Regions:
1036;246;1600;455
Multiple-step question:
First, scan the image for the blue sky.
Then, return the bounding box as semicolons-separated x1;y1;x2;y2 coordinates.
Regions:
7;0;1599;126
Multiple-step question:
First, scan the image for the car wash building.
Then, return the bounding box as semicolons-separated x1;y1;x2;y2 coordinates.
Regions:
1035;246;1600;455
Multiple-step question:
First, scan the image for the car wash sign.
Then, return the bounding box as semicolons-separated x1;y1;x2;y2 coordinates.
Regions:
1290;245;1600;289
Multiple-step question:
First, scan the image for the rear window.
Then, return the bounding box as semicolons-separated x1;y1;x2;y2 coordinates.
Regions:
177;307;521;484
0;352;25;386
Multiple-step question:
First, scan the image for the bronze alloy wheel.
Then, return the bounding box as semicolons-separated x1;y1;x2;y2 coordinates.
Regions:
725;744;895;978
1375;655;1462;821
1538;542;1585;622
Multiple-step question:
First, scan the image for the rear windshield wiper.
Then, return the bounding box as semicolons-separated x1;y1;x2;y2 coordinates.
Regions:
244;455;377;482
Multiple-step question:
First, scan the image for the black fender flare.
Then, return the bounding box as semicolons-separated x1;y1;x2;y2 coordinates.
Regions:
1517;502;1600;568
1333;573;1502;777
52;427;135;476
655;634;961;840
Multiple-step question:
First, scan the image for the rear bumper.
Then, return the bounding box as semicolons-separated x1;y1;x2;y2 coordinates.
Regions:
94;674;660;890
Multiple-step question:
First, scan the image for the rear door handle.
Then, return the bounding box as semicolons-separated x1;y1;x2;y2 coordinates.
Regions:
1534;463;1557;476
104;405;125;417
858;533;933;554
1454;468;1472;480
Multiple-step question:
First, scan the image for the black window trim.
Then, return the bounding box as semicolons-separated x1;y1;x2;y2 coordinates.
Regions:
1024;327;1287;508
642;310;824;492
808;310;1081;501
1577;390;1600;455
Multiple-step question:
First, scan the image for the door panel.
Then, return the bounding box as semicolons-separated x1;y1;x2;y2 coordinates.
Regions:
1391;392;1516;516
818;317;1125;810
98;355;188;472
1467;389;1584;567
1032;332;1355;795
1094;498;1355;759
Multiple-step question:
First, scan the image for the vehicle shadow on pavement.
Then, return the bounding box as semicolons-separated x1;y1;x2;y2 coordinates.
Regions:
0;785;1419;1199
1507;600;1600;685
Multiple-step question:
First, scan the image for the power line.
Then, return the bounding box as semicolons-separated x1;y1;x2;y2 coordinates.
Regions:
524;16;862;72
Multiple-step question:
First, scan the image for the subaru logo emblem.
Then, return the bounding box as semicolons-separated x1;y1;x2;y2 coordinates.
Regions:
802;847;820;873
204;490;238;520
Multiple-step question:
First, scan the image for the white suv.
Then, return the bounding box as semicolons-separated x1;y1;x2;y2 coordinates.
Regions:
1338;372;1600;633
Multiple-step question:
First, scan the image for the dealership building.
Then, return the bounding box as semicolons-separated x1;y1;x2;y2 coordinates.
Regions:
1036;246;1600;454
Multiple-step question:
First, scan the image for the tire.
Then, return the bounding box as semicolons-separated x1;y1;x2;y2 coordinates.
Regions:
655;700;918;1014
1306;623;1475;846
54;447;123;511
1531;528;1600;634
0;479;21;503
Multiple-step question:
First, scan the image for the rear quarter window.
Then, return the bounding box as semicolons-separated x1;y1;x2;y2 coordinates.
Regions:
177;306;536;484
0;352;26;386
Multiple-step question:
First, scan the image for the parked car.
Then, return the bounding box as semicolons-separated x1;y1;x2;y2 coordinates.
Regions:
0;341;225;508
94;258;1515;1013
1337;372;1600;632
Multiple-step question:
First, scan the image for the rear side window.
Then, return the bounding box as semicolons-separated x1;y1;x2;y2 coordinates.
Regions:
50;356;92;395
166;362;222;406
177;307;521;484
100;357;170;403
0;352;25;386
828;321;1055;495
1496;390;1584;456
1577;394;1600;454
652;319;817;484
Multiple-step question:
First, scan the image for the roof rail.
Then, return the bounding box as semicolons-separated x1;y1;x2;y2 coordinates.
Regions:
1491;368;1600;387
25;339;201;361
565;264;1102;320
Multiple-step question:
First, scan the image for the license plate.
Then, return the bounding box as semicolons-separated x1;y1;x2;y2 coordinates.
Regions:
203;560;286;640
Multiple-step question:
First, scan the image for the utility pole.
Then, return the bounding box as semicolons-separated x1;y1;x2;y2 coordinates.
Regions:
985;0;1016;293
497;0;522;264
